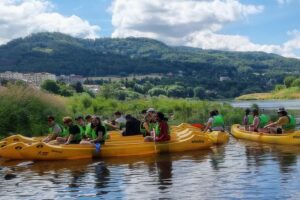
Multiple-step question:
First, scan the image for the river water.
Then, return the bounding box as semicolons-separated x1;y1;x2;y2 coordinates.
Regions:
1;137;300;199
1;100;300;199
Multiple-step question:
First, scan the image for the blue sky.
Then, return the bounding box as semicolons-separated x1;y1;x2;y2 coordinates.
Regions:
0;0;299;58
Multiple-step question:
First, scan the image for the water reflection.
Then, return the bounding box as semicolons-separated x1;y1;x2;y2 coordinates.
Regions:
3;140;300;199
210;146;226;171
156;154;172;189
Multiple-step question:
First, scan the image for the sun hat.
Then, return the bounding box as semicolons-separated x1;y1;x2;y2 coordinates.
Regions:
147;108;155;113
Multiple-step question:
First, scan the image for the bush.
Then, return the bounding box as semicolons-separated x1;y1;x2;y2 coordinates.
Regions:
0;85;68;137
284;76;296;88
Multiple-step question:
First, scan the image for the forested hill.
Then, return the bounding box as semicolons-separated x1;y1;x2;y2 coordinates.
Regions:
0;32;300;77
1;32;300;98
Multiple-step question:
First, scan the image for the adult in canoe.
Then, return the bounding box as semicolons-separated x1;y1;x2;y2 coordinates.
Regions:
105;111;126;130
56;117;81;144
248;109;260;132
144;112;170;142
80;116;107;145
243;108;253;126
140;113;152;137
264;107;296;134
42;116;63;143
75;116;86;138
122;115;141;136
203;110;225;132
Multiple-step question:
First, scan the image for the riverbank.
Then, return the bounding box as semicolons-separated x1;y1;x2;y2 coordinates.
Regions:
236;87;300;100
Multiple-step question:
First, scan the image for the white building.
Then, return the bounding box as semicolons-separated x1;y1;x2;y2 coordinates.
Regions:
0;71;56;86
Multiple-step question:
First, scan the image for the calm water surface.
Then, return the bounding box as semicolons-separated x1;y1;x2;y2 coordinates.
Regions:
231;99;300;110
1;137;300;199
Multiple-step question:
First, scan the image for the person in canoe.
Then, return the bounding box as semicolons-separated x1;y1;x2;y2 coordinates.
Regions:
248;109;260;132
243;108;253;127
105;111;126;130
140;113;152;137
203;110;225;132
264;107;296;134
56;117;82;144
80;116;107;145
84;114;93;139
122;114;141;136
75;116;86;138
42;116;63;143
144;112;170;142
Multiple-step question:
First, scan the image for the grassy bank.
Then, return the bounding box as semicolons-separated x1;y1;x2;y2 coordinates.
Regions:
0;85;68;137
0;85;245;137
236;87;300;100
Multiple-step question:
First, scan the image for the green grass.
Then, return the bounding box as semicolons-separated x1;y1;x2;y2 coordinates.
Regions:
236;87;300;100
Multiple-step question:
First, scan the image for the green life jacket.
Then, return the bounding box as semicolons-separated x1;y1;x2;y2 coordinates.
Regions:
154;123;160;136
91;125;108;140
259;114;270;128
153;122;170;136
85;123;92;138
78;125;86;138
212;115;225;127
282;115;296;131
61;126;69;137
247;115;254;125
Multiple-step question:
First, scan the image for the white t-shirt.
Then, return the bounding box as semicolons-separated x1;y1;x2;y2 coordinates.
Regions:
116;116;126;124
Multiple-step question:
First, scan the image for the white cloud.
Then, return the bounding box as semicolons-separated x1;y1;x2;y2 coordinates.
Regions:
110;0;300;58
0;0;100;44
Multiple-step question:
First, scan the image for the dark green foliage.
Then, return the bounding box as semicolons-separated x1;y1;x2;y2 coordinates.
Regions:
148;87;167;96
41;80;60;94
193;87;205;99
291;78;300;87
71;82;84;93
41;80;74;96
284;76;296;88
167;85;186;98
1;32;300;98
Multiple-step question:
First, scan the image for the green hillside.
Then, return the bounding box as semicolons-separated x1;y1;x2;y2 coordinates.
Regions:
1;32;300;98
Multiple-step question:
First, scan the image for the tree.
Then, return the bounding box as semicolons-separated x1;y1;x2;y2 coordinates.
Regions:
193;87;205;99
72;82;84;93
284;76;296;88
167;85;186;98
148;87;167;96
291;78;300;88
41;80;60;94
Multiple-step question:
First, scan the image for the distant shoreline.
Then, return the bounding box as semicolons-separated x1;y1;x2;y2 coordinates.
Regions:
236;87;300;100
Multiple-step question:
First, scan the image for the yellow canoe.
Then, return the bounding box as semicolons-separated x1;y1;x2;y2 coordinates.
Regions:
0;130;213;160
0;123;203;146
231;124;300;145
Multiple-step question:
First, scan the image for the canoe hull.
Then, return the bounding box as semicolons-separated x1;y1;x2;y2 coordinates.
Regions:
231;124;300;145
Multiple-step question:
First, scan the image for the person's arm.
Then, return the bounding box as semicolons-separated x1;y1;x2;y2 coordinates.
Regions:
64;134;74;145
203;118;212;132
91;127;104;143
264;120;279;128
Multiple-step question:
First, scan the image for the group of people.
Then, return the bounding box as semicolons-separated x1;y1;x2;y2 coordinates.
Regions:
243;107;296;134
42;108;171;145
43;115;106;145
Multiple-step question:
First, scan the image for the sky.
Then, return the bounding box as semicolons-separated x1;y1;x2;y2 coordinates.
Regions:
0;0;300;58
